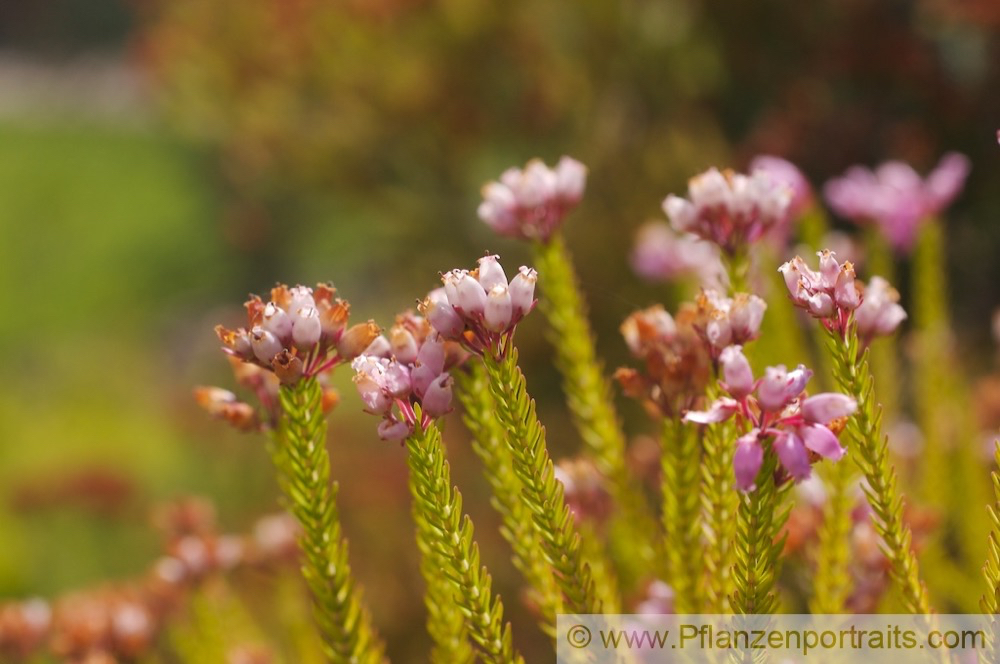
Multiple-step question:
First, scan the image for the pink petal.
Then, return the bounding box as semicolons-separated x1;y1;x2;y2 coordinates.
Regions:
683;397;739;424
774;431;811;481
800;393;857;424
800;424;846;461
733;432;764;491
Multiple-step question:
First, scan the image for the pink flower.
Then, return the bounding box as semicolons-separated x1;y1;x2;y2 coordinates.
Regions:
422;254;537;357
779;250;860;336
823;153;970;253
692;289;767;356
854;276;907;344
629;221;726;288
478;156;587;242
683;345;855;491
663;167;792;255
750;155;813;220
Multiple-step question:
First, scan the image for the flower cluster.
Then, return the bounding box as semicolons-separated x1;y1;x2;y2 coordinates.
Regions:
615;305;711;417
215;283;380;385
477;156;587;242
195;357;339;432
823;152;971;253
691;289;767;358
629;221;726;288
420;254;537;357
352;310;466;441
749;155;813;221
781;250;906;342
684;346;857;491
663;167;792;255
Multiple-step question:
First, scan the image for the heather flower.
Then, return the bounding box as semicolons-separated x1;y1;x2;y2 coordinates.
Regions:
779;250;860;335
684;345;856;491
215;283;379;385
662;167;792;256
420;254;536;357
691;289;767;357
553;456;613;527
615;305;711;417
750;155;813;221
854;276;907;345
629;221;727;288
477;156;587;242
352;309;467;441
823;152;971;253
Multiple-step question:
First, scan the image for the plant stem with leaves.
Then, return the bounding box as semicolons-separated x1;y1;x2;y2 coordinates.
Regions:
825;325;932;615
701;419;737;613
406;419;522;663
455;365;562;635
276;378;385;664
810;455;854;613
662;417;702;612
979;443;1000;662
534;234;659;571
483;347;604;615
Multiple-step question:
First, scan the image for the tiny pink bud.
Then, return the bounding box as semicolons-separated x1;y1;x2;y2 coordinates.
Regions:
720;345;754;398
477;254;508;291
734;432;764;491
801;393;857;424
455;271;488;315
390;327;418;364
729;294;766;342
683;397;740;424
554;156;587;203
774;431;811;481
833;264;861;310
250;327;282;364
288;286;315;313
509;266;537;318
800;424;845;460
262;303;293;341
484;284;513;332
757;364;812;412
378;418;410;441
383;360;412;398
291;307;322;348
421;373;453;417
807;292;835;318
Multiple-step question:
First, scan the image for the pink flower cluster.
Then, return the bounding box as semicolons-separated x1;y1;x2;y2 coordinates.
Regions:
420;254;537;357
663;167;792;255
352;312;465;441
216;283;379;385
823;153;970;253
629;221;726;288
692;289;767;357
685;346;857;491
477;156;587;242
749;155;813;221
780;250;906;342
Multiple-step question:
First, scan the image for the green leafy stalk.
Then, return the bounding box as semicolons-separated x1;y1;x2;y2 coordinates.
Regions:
276;378;385;664
483;347;603;614
534;234;659;570
979;443;1000;662
701;419;737;613
731;440;790;615
662;417;702;612
405;419;523;664
455;365;562;635
810;454;854;614
825;325;932;615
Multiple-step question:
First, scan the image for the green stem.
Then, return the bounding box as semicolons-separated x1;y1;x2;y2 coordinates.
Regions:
406;420;523;664
276;378;385;664
731;440;789;615
482;348;603;614
661;417;702;612
825;325;932;615
534;234;659;574
979;444;1000;660
701;419;737;614
810;455;854;614
455;365;562;635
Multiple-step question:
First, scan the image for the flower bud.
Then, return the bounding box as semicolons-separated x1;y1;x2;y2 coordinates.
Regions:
377;419;410;442
319;299;350;341
554;156;587;203
806;292;835;318
390;326;418;364
855;276;907;341
422;291;464;339
271;350;304;385
250;327;282;364
509;266;537;318
801;393;857;424
833;263;861;310
729;294;766;342
353;369;391;415
733;432;764;491
774;431;811;480
421;373;453;417
383;361;412;398
757;365;807;412
800;424;845;460
454;271;488;315
216;325;253;359
288;286;315;313
291;307;322;348
476;254;508;291
484;284;513;332
262;303;292;341
720;345;754;398
337;321;381;360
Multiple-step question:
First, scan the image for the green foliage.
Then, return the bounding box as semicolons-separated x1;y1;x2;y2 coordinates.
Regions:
661;417;702;612
731;440;790;615
701;419;738;614
826;325;932;615
455;365;562;635
277;378;385;664
810;455;854;614
405;419;523;664
534;233;659;575
980;443;1000;661
482;347;602;615
169;582;274;664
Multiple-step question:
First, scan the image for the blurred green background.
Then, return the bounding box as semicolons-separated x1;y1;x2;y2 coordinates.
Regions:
1;0;999;660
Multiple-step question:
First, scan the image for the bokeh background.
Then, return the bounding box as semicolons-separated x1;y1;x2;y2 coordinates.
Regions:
1;0;999;660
